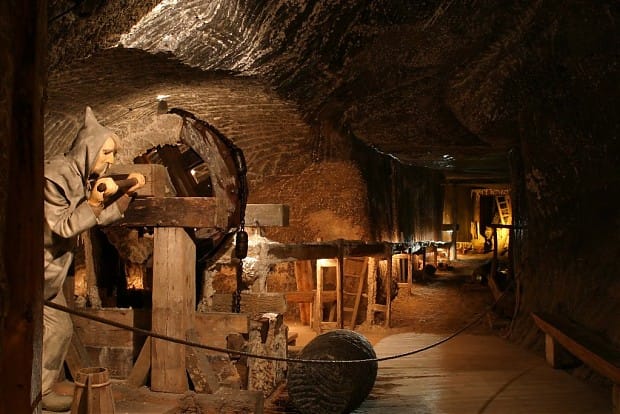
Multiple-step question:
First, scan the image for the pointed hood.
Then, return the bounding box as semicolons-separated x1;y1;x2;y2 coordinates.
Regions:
64;106;119;182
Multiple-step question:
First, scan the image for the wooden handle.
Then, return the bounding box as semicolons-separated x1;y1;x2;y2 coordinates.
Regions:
96;177;138;193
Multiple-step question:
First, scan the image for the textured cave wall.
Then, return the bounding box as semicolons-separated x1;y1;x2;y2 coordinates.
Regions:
47;0;160;72
350;138;444;243
506;4;620;355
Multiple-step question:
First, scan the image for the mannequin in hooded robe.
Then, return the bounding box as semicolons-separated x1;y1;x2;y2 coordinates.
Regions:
42;107;145;411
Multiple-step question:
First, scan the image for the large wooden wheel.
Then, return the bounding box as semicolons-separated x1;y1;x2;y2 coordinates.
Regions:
287;329;378;414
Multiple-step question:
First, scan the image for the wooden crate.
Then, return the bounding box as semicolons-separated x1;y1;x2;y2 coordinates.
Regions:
72;308;150;379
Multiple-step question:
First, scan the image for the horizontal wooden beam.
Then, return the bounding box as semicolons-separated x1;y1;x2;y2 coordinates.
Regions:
342;242;390;257
245;204;289;227
532;312;620;384
267;243;340;261
284;291;314;303
115;197;228;228
267;240;390;261
115;198;289;229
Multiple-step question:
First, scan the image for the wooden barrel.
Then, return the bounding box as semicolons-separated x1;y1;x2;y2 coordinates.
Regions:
287;330;378;414
70;367;116;414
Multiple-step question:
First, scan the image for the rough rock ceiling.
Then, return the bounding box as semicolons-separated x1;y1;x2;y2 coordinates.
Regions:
50;0;601;183
116;0;520;182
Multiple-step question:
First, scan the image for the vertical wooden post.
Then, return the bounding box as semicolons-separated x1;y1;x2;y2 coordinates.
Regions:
0;1;46;412
407;253;413;295
314;261;324;333
544;334;577;369
294;260;313;325
491;227;499;279
385;255;392;328
336;255;344;329
151;228;195;393
366;258;377;324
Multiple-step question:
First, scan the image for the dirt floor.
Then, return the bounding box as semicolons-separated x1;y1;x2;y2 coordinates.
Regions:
284;252;501;349
368;252;500;339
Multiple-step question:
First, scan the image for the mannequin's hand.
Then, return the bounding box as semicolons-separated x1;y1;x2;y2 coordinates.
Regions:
89;177;118;207
126;172;146;194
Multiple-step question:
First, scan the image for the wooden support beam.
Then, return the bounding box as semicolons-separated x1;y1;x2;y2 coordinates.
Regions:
385;257;392;328
366;258;377;325
115;197;227;228
267;240;391;262
337;255;344;329
126;337;151;388
245;204;289;227
151;227;196;393
342;242;390;258
116;199;288;229
544;333;579;369
185;331;220;394
294;261;314;325
284;291;315;304
268;243;340;261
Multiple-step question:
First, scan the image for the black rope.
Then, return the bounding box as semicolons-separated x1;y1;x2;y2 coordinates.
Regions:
44;282;511;365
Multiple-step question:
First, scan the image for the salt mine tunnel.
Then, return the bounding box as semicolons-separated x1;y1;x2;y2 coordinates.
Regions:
1;1;618;413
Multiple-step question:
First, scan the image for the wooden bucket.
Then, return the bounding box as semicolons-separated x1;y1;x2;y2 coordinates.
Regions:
70;367;116;414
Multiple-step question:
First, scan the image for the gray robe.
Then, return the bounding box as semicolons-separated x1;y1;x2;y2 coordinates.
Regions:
42;107;130;396
43;109;123;300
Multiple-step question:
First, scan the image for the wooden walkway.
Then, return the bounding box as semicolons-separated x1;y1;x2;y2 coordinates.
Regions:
352;332;612;414
57;331;612;414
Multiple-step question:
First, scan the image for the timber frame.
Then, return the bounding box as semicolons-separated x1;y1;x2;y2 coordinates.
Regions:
267;239;395;331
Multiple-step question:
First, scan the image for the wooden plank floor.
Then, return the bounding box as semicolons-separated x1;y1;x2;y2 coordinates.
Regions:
47;331;612;413
352;332;612;414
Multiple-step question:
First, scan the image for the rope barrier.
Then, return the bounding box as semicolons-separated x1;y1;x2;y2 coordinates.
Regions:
45;282;511;365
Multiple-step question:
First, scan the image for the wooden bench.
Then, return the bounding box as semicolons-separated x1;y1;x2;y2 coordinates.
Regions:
532;312;620;413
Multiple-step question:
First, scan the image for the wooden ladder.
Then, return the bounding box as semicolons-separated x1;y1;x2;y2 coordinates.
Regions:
495;195;512;225
342;257;368;329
